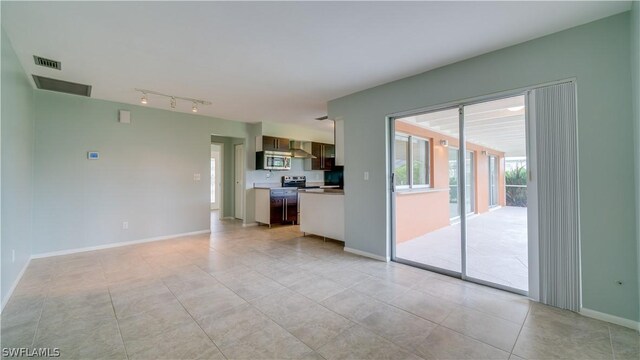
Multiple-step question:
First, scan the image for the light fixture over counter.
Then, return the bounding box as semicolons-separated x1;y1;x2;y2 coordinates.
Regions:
135;88;211;113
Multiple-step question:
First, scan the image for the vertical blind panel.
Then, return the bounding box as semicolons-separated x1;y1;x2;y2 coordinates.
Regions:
533;82;581;312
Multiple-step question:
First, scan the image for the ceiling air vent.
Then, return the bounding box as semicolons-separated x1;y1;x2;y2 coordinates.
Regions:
33;55;61;70
32;75;92;97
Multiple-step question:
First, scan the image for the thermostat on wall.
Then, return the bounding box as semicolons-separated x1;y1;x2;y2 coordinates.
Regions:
87;151;99;160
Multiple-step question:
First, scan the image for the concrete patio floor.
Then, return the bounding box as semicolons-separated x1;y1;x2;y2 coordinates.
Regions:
396;206;528;291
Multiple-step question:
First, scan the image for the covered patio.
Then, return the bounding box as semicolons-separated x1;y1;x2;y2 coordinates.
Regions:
396;206;528;291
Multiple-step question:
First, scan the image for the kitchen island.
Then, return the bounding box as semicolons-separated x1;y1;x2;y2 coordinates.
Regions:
298;189;345;241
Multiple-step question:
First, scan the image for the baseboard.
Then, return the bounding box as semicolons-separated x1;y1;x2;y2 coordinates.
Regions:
242;222;258;227
344;247;390;262
580;307;640;331
222;216;235;220
31;230;211;259
1;257;32;313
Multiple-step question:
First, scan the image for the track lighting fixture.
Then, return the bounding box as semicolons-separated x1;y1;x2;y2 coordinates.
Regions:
134;88;211;112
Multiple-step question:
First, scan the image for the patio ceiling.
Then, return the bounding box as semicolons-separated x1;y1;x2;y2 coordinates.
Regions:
399;95;526;157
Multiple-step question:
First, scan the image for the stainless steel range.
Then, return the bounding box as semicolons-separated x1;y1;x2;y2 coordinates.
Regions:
281;175;320;189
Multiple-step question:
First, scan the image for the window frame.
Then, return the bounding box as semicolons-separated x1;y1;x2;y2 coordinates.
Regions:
394;132;431;190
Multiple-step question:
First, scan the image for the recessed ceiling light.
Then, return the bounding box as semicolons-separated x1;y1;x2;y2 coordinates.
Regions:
508;106;524;112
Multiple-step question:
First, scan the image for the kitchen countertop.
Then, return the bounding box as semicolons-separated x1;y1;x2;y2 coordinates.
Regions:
298;189;345;195
253;182;336;191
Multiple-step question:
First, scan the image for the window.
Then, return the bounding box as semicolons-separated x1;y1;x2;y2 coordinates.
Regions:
394;133;430;189
394;134;409;186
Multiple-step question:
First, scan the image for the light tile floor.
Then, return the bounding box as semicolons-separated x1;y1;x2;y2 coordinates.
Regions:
1;214;638;359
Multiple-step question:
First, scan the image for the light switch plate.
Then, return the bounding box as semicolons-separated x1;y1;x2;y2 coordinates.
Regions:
364;171;369;181
194;173;201;181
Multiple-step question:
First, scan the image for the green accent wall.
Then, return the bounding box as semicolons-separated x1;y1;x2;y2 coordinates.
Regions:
631;1;640;321
329;13;639;322
32;91;251;254
1;29;35;306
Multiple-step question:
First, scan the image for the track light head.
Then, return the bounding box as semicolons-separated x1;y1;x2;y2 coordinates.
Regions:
135;89;211;112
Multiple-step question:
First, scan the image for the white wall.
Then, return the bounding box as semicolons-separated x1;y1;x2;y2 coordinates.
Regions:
262;121;334;144
1;29;35;305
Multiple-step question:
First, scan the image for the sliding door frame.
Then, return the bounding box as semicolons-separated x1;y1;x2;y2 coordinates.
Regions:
388;79;574;296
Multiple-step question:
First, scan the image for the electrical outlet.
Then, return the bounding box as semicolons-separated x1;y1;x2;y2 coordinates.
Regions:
12;249;15;263
122;221;129;230
193;173;201;181
364;171;369;181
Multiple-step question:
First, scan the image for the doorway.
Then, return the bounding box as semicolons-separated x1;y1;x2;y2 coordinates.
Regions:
391;94;530;294
234;144;244;220
211;144;223;213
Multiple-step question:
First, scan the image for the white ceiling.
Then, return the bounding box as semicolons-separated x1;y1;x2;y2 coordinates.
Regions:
1;1;630;131
399;95;526;156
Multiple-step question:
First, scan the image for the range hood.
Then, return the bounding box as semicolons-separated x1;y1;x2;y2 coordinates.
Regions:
289;141;316;159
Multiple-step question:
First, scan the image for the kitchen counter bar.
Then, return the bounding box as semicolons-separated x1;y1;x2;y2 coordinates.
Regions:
297;189;344;195
299;191;345;241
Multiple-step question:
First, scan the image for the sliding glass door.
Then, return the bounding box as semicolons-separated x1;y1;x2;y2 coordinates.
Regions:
391;94;529;294
393;107;461;274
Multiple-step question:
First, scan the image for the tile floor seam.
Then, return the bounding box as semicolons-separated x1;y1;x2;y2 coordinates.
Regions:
456;302;525;326
608;325;616;360
160;278;228;360
349;313;434;359
382;296;451;325
107;286;130;360
242;297;329;357
434;323;510;357
509;301;532;357
437;317;515;354
201;240;361;358
194;256;321;356
28;286;49;348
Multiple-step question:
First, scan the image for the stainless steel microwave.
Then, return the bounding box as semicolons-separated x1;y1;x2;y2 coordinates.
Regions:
256;151;292;170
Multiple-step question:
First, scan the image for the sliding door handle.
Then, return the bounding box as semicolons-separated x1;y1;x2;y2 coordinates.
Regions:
391;173;396;192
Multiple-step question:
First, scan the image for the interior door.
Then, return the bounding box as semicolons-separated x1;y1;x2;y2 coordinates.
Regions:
210;144;222;211
234;144;244;220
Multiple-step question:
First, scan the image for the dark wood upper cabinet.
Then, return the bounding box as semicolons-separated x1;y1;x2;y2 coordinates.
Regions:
257;136;290;152
305;142;335;171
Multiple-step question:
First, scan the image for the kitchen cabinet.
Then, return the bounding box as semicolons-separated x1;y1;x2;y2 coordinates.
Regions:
299;191;344;241
305;142;335;171
255;188;298;226
256;135;290;152
335;119;345;166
